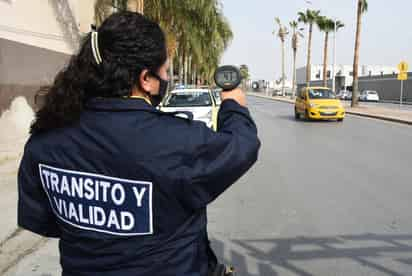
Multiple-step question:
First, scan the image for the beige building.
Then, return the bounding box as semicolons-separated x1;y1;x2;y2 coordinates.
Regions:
0;0;96;112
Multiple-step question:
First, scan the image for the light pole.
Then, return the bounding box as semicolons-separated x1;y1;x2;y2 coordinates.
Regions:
332;18;337;92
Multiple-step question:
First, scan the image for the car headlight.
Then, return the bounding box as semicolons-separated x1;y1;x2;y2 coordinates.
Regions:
309;102;317;108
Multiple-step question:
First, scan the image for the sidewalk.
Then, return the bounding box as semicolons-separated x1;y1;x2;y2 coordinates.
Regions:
248;92;412;125
0;96;45;276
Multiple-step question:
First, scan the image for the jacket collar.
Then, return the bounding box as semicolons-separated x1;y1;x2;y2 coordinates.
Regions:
85;97;158;112
85;97;194;120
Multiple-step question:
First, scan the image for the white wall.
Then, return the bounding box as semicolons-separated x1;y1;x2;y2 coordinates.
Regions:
297;64;398;85
0;38;69;85
0;0;95;54
76;0;97;34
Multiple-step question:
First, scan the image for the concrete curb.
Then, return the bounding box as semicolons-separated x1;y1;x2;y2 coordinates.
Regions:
248;93;412;125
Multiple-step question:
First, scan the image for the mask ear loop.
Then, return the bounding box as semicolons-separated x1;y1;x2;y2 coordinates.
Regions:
91;31;103;65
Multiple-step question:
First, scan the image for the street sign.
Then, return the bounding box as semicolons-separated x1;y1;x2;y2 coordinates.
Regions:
398;72;408;81
398;61;409;73
397;63;408;106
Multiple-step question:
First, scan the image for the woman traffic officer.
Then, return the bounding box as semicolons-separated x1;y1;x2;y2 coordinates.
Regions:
18;11;260;276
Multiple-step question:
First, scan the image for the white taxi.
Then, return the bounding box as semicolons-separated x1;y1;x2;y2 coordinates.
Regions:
160;89;218;130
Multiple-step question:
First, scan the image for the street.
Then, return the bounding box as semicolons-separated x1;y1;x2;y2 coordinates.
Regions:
209;96;412;275
4;95;412;275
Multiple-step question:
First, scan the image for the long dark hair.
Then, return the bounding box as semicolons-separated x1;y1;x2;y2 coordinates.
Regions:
31;11;167;134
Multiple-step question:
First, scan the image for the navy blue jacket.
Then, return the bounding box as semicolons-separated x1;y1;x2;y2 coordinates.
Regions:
18;97;260;276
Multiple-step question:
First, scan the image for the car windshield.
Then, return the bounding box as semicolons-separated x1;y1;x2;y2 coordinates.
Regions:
308;89;336;99
368;91;377;95
164;91;212;107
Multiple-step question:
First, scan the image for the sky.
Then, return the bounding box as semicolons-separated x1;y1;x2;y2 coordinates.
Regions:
220;0;412;80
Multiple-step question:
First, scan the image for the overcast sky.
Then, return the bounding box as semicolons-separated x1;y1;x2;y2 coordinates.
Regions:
221;0;412;80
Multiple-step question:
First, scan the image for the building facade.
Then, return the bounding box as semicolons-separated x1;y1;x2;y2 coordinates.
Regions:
296;64;398;90
0;0;96;112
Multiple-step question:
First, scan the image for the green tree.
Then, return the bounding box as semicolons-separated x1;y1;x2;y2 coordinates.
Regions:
317;16;344;87
94;0;233;86
298;9;321;87
352;0;368;107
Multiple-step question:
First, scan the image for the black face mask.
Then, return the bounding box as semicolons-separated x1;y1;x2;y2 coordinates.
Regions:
147;71;169;107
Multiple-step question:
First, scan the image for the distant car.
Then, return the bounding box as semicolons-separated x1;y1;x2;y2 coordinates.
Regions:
360;90;380;102
160;89;218;130
295;86;345;122
274;90;283;96
338;90;352;100
338;90;351;100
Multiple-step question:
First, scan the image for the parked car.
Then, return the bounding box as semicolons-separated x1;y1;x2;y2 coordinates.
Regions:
160;89;218;130
338;90;352;100
360;90;380;102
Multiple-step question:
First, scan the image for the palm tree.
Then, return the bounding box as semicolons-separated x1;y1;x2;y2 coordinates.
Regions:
274;17;289;96
352;0;368;107
298;9;321;87
317;16;344;87
240;64;250;89
289;20;304;98
126;0;144;14
94;0;233;87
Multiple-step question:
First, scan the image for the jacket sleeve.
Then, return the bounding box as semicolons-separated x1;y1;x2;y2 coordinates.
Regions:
180;99;261;210
17;141;60;238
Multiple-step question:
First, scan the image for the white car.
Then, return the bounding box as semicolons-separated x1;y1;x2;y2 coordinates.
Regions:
360;90;380;102
160;89;217;130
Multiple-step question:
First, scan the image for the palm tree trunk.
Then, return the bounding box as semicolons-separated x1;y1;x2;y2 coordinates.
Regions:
179;54;183;84
188;55;192;84
292;48;297;98
184;55;188;85
322;32;329;87
192;63;196;84
306;24;313;87
127;0;143;14
194;66;198;86
169;56;174;86
138;0;144;14
352;0;363;107
306;23;313;87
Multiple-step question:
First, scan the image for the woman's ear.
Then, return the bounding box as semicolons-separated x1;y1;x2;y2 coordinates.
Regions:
139;69;153;93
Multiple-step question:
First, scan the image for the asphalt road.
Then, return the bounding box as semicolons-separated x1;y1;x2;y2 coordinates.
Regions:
208;96;412;275
4;96;412;276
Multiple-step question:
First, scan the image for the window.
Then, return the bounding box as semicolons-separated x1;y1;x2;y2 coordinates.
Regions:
327;71;331;78
164;91;212;107
349;71;354;76
308;89;336;99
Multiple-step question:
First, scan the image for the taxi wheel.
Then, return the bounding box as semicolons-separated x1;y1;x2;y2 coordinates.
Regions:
294;109;300;120
337;118;344;122
304;110;311;121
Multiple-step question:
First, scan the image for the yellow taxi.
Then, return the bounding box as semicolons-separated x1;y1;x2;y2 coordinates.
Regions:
295;87;345;122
